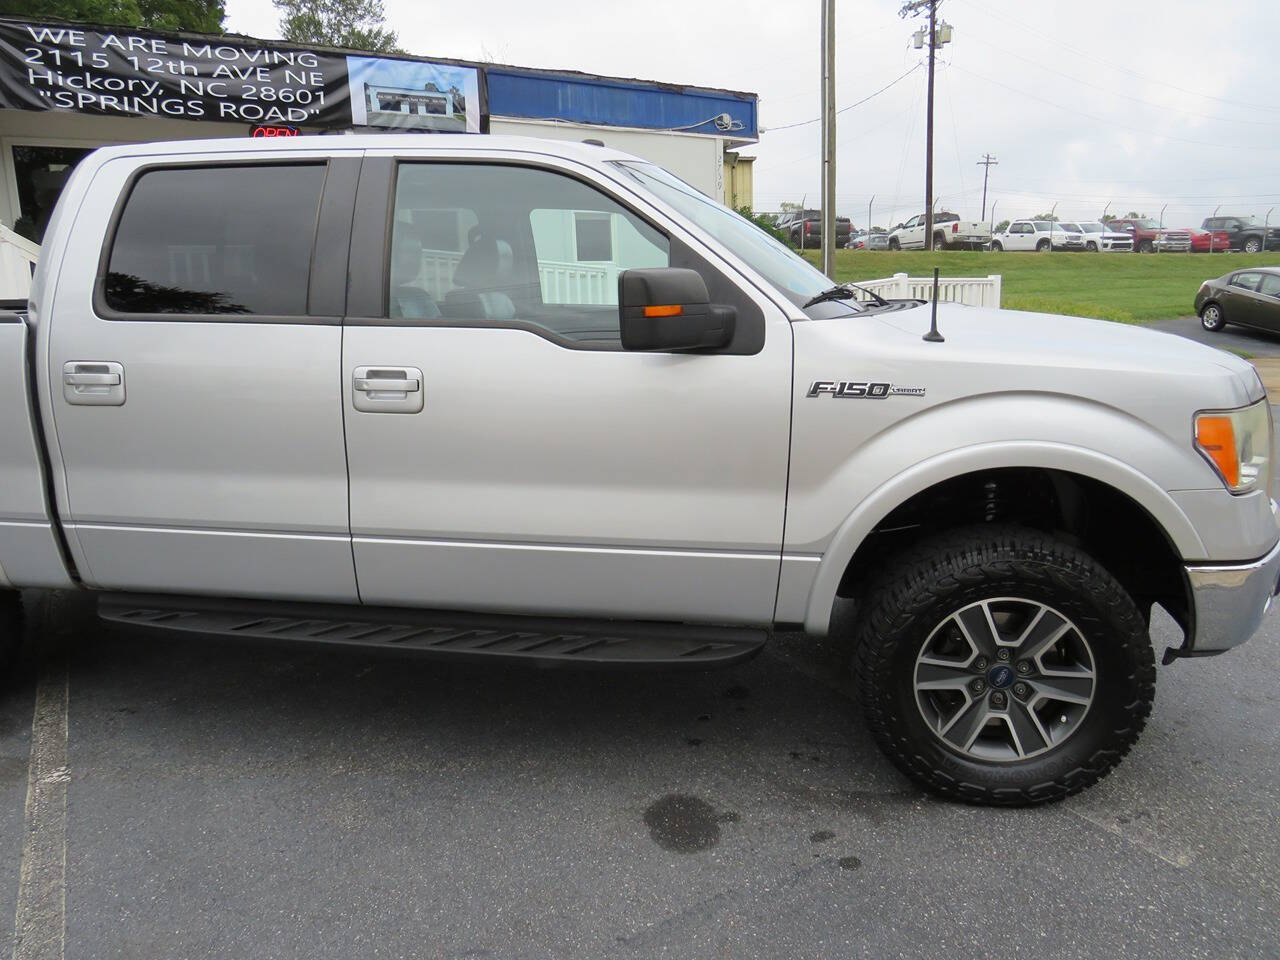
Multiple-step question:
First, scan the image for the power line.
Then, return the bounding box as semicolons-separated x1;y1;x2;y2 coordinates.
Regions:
949;63;1280;151
766;63;922;131
963;33;1280;128
954;0;1280;116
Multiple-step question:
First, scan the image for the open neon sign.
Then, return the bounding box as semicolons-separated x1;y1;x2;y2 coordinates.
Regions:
249;124;300;138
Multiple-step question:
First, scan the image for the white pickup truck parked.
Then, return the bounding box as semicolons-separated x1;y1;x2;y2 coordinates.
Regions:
2;136;1277;806
887;212;991;250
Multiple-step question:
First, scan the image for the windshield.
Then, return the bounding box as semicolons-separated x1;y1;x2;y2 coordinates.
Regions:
1059;223;1081;232
1080;222;1104;232
1134;218;1160;229
612;160;842;309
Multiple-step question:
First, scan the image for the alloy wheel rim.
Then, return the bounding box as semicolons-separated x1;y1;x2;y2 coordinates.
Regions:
1203;307;1220;328
913;598;1097;762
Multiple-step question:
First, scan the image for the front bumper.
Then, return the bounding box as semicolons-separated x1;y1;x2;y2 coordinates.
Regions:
1171;535;1280;663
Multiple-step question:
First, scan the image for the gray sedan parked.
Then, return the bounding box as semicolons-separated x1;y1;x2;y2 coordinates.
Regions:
1196;266;1280;334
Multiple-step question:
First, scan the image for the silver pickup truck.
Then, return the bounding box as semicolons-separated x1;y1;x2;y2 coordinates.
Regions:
2;136;1276;806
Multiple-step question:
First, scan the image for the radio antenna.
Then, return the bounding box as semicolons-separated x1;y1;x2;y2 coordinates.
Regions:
923;267;945;342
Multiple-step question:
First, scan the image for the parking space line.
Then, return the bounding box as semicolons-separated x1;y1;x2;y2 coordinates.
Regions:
11;659;68;960
1068;808;1193;870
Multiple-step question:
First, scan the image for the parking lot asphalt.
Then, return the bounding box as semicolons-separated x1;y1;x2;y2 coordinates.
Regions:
2;586;1277;960
1150;314;1280;357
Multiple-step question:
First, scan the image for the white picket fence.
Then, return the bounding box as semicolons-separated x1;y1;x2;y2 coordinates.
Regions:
852;272;1002;308
420;249;615;305
0;224;38;302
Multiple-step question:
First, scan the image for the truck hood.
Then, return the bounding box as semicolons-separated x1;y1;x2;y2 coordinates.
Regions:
867;303;1264;407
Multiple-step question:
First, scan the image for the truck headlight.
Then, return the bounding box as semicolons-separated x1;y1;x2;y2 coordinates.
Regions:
1195;399;1273;494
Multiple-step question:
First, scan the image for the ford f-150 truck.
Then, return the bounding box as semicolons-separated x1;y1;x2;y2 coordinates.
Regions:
2;136;1277;807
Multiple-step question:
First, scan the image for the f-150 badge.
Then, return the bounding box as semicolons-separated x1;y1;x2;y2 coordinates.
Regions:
807;380;926;399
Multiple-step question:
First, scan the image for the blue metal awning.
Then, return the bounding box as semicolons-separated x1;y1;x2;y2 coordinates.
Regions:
487;68;757;141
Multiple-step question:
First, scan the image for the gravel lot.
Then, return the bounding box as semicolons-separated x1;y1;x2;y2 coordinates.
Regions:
1;585;1276;960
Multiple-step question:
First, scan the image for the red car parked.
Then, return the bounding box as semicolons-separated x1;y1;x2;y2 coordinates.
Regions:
1189;227;1231;253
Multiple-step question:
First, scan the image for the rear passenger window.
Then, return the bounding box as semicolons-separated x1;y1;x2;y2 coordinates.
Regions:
104;164;325;316
388;163;669;344
1232;273;1263;291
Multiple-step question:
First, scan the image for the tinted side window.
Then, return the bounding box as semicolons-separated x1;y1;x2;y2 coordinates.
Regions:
388;163;669;345
1232;272;1263;291
105;164;325;316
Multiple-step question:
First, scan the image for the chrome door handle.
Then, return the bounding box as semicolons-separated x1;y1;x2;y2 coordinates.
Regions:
354;377;420;393
352;366;424;414
63;361;125;406
64;372;121;386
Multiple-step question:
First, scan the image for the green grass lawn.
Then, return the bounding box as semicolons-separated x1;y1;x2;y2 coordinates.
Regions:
800;249;1280;324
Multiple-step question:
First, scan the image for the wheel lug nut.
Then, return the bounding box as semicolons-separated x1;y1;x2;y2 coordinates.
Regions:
969;678;986;695
1013;682;1030;699
973;656;989;671
990;691;1007;708
996;649;1011;662
1015;661;1031;675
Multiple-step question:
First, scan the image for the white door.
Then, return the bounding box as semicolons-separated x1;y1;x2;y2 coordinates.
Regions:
1006;222;1035;251
341;155;793;624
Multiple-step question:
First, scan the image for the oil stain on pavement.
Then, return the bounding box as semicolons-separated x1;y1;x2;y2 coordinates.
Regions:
643;794;740;853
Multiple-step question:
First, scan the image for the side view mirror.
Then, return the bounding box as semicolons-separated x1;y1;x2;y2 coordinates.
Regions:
618;268;735;352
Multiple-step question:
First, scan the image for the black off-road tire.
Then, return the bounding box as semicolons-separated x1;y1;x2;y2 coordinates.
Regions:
1139;239;1155;253
990;240;1003;252
0;592;21;675
887;237;901;251
1036;239;1051;252
852;525;1156;807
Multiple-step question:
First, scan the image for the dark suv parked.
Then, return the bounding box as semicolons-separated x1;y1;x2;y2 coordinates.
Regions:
1201;216;1280;254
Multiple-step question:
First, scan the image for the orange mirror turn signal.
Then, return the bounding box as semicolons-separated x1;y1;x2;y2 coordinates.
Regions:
642;304;683;318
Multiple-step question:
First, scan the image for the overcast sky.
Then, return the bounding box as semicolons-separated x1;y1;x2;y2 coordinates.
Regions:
225;0;1280;229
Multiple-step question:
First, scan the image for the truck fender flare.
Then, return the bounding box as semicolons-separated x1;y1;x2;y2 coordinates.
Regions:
801;440;1206;635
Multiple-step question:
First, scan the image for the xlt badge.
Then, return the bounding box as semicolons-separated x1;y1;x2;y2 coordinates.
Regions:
807;380;926;399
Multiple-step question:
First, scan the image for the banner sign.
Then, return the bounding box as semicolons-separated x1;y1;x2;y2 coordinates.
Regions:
0;18;486;133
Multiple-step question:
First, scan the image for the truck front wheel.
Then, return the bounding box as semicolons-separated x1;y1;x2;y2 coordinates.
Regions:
851;525;1155;806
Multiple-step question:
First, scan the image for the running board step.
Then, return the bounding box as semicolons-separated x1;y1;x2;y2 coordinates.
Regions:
97;594;766;668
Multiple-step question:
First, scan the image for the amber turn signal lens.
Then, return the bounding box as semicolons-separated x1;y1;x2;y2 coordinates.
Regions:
1195;415;1239;488
643;304;683;318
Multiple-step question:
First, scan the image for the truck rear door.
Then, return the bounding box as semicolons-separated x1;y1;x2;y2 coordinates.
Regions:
338;151;792;624
44;151;361;601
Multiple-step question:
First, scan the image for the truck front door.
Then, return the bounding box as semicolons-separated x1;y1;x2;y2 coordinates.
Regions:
45;154;360;601
339;154;792;623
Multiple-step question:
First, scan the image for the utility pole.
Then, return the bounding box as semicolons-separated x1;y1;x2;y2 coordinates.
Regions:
821;0;836;277
977;153;998;220
902;0;952;251
868;193;875;240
